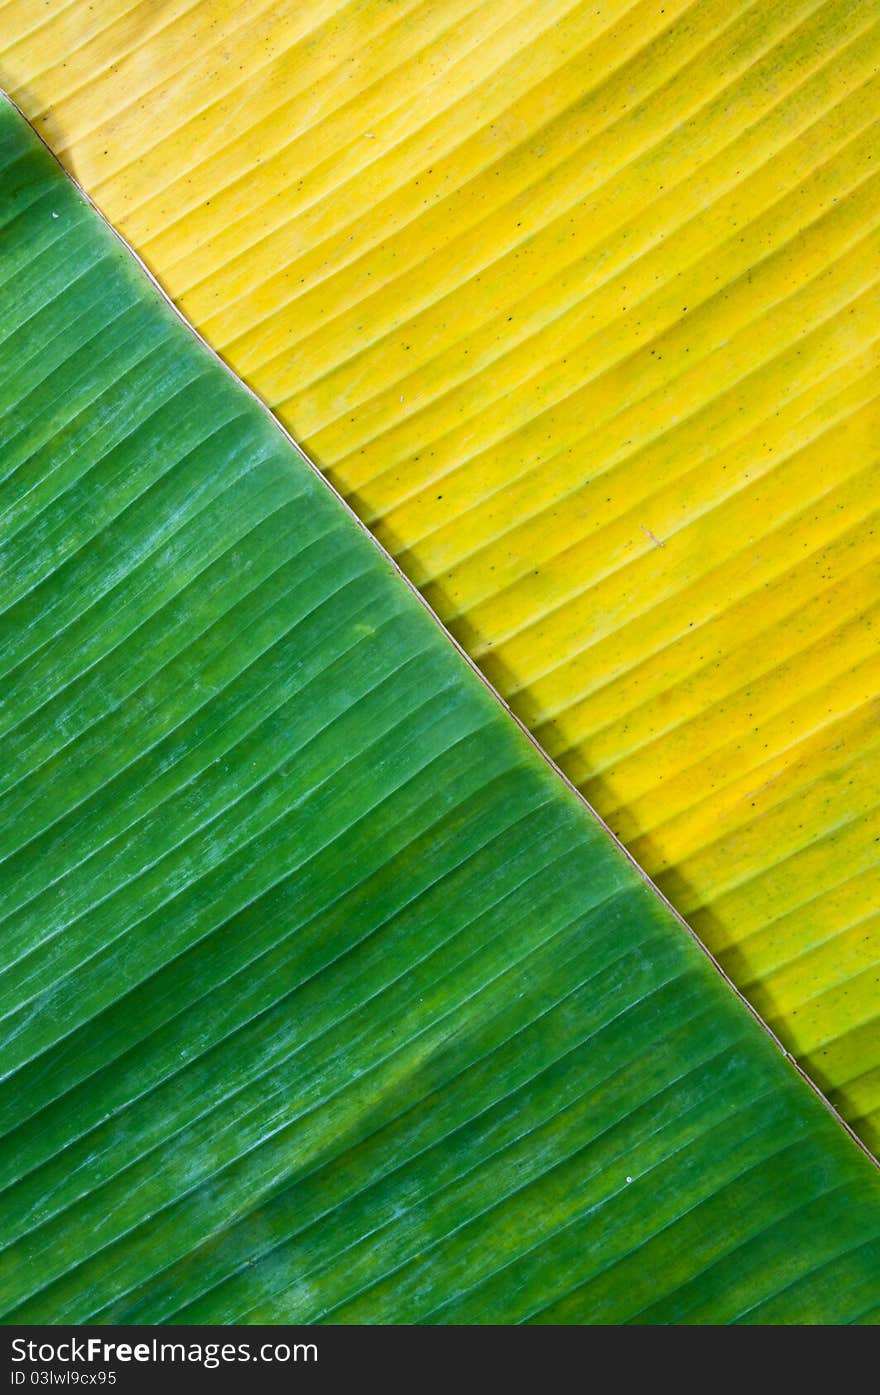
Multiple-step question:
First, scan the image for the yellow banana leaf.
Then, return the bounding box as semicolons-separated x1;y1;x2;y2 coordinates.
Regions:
1;0;877;1152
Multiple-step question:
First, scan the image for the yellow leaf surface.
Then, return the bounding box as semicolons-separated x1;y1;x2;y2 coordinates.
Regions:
1;0;878;1149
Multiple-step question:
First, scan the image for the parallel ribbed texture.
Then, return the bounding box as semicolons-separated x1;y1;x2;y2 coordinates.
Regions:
0;0;877;1150
3;96;880;1325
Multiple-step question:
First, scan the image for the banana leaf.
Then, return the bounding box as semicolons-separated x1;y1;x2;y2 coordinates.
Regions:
0;95;878;1325
0;0;876;1151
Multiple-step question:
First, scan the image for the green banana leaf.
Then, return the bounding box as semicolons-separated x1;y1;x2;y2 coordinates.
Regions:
1;96;879;1325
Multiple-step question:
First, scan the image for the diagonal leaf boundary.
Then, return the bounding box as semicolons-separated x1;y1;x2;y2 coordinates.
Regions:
2;85;874;1180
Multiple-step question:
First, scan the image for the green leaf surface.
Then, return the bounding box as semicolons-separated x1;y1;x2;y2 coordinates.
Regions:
0;96;878;1325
